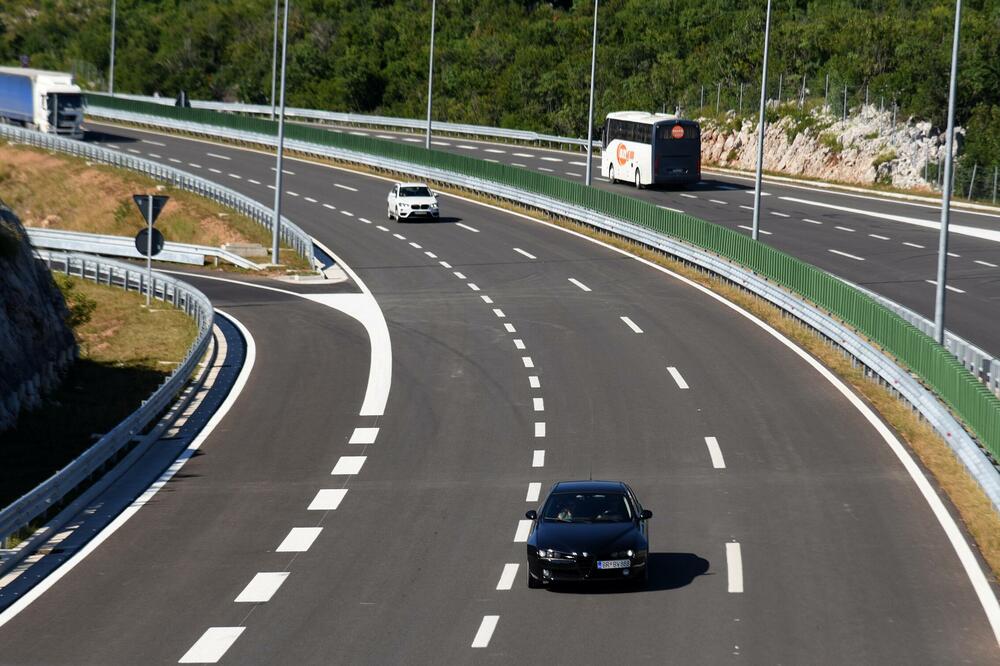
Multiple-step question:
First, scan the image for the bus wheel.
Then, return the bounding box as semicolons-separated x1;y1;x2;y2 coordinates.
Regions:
608;165;615;183
634;170;642;190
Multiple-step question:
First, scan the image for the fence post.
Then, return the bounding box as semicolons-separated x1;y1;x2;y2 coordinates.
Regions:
799;74;806;106
739;83;744;115
716;82;721;113
967;162;977;200
824;73;829;108
993;165;998;205
700;85;704;109
777;73;782;104
842;85;848;121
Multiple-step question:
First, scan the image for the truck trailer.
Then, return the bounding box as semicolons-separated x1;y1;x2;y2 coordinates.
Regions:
0;67;84;138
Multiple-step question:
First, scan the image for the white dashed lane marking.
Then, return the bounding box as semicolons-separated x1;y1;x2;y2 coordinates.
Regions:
739;205;754;211
481;295;493;304
484;148;506;154
425;251;437;258
431;140;450;146
533;398;544;412
168;158;182;164
322;203;336;210
532;450;545;467
467;283;480;291
410;242;422;249
334;183;358;192
705;437;726;469
947;252;961;258
393;233;406;240
439;261;452;268
179;627;245;664
539;167;554;172
453;271;467;280
148;153;161;159
208;168;222;174
513;521;532;542
229;173;241;179
456;223;480;233
522;356;534;368
141;139;166;147
248;179;261;185
667;366;689;389
496;563;519;590
504;323;517;333
680;193;698;199
513;248;537;260
305;196;317;203
331;456;366;475
568;278;591;292
738;225;772;235
540;156;562;162
188;162;202;169
834;225;855;232
457;144;478;150
286;191;299;197
528;376;540;389
340;211;354;217
771;211;790;218
206;152;231;160
493;309;506;318
802;218;822;225
308;488;347;511
513;152;533;158
349;427;379;445
658;205;684;213
925;279;965;294
471;616;500;648
710;199;728;205
275;527;322;553
234;572;289;603
975;260;998;268
270;167;295;175
869;233;890;240
829;249;866;261
526;483;541;502
514;339;526;350
903;242;925;249
534;422;546;437
512;162;527;168
620;316;643;334
127;148;141;154
727;542;744;593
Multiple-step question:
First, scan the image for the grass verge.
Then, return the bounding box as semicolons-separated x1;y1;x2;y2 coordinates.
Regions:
0;140;308;271
0;276;197;511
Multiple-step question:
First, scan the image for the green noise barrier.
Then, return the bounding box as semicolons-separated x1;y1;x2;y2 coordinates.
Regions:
86;93;1000;460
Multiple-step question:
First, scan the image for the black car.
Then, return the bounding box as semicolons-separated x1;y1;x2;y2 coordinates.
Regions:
525;480;652;588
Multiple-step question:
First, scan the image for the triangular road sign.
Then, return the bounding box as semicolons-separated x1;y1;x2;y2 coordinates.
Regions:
133;194;170;224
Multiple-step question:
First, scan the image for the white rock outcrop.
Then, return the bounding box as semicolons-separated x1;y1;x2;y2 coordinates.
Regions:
700;106;958;191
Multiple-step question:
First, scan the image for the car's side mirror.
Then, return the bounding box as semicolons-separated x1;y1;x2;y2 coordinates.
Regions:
525;510;538;520
640;509;653;520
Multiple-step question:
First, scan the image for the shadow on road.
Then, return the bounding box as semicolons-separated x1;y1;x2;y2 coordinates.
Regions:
394;215;464;225
545;552;711;594
82;129;139;144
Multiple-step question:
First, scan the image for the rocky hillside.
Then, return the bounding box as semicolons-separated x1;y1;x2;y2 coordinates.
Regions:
0;200;76;433
700;105;956;192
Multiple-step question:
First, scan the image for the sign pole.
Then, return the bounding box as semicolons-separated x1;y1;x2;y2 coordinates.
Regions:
146;194;153;306
751;0;772;242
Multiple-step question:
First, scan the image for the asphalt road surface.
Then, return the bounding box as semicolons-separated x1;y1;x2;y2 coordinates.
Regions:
0;122;995;663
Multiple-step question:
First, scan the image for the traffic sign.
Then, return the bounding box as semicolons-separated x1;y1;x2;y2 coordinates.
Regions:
134;228;164;257
133;194;169;225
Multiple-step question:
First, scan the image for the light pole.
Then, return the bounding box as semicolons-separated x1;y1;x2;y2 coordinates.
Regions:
271;0;290;264
425;0;437;149
584;0;599;186
270;0;279;120
934;0;962;344
109;0;117;95
751;0;772;242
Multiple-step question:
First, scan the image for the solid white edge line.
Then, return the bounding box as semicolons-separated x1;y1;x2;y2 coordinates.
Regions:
99;122;1000;643
726;542;744;593
471;615;499;648
705;436;726;469
234;571;289;603
496;563;519;590
179;627;245;663
0;310;256;630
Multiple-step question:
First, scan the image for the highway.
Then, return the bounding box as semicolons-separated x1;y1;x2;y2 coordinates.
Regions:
309;121;1000;356
0;121;995;663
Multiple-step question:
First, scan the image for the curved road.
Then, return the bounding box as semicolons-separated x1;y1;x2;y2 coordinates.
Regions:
0;123;995;663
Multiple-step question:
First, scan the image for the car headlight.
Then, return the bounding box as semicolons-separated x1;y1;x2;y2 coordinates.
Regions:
400;202;411;208
610;549;635;559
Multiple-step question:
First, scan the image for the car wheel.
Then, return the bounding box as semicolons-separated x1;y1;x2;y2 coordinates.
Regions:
634;169;642;189
527;570;543;589
608;165;615;183
387;206;394;220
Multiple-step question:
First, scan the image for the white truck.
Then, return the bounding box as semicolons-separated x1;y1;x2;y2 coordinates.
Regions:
0;67;84;138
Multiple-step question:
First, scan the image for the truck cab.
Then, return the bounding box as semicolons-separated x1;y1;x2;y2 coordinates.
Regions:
0;67;85;138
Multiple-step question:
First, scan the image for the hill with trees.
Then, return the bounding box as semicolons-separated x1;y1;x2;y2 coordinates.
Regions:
1;1;997;165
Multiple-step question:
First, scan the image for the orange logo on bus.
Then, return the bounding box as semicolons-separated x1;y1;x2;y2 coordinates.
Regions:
671;124;685;139
616;142;634;166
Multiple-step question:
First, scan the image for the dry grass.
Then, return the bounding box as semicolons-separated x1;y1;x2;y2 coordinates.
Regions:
0;141;307;269
102;121;1000;578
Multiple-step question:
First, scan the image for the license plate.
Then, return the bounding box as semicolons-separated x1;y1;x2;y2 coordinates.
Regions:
597;559;630;570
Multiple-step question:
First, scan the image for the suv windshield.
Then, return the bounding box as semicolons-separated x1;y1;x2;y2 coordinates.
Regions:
399;186;432;197
541;492;632;523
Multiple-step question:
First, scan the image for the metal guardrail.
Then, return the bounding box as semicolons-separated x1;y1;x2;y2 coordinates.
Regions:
0;123;315;266
0;251;214;545
26;227;263;270
83;102;1000;513
847;280;998;395
91;92;595;148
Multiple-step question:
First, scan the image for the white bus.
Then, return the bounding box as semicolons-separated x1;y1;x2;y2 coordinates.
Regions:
601;111;701;188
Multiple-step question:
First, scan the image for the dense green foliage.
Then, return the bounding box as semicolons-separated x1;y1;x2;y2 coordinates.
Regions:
2;1;998;161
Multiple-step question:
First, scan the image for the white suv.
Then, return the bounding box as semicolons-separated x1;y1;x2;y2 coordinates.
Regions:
387;182;439;221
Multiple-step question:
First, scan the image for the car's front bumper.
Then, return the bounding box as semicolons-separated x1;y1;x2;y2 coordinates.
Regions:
398;208;439;219
527;553;646;583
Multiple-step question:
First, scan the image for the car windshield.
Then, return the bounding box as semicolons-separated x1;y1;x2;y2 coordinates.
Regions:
399;186;432;197
541;492;632;523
